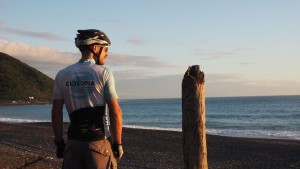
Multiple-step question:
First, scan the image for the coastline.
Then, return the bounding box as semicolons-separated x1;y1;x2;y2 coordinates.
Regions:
0;102;50;106
0;122;299;169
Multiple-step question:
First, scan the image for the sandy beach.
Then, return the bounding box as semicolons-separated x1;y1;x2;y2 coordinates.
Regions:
0;122;299;169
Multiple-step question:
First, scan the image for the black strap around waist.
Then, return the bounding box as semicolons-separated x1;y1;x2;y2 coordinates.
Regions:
68;106;106;141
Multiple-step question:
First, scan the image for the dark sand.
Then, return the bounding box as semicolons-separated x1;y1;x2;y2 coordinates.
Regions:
0;122;300;169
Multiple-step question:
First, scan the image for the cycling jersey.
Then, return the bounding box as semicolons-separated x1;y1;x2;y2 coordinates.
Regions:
53;59;118;140
53;59;118;115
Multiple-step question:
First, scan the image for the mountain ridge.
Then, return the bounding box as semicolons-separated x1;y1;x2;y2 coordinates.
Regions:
0;52;54;103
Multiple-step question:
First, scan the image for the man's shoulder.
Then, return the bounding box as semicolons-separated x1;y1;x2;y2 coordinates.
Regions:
101;66;111;73
56;63;78;77
90;65;112;73
60;63;78;72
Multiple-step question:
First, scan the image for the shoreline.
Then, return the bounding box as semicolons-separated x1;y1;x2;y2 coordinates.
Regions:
1;121;299;141
0;122;300;168
0;102;50;106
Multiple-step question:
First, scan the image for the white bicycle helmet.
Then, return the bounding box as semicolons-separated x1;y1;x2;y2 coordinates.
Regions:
75;29;111;48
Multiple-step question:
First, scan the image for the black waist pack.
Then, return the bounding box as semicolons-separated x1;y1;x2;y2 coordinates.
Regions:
68;106;106;141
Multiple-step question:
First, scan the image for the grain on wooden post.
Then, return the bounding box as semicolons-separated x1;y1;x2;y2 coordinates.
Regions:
182;65;208;169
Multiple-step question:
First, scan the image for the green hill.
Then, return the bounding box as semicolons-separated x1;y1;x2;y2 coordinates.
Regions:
0;52;54;104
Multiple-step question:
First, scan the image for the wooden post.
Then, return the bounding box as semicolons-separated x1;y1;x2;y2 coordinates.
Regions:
182;65;208;169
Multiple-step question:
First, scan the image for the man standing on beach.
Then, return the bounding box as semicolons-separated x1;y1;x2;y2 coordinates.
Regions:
51;29;123;169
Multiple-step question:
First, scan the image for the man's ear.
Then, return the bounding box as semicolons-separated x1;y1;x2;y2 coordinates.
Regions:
91;45;97;52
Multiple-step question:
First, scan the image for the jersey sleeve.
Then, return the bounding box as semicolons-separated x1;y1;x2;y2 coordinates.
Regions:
52;72;63;100
103;68;118;100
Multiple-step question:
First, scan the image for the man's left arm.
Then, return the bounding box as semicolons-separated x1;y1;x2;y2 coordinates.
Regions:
106;99;123;160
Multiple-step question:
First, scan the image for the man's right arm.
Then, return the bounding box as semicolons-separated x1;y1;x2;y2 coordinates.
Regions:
51;99;65;158
51;99;64;142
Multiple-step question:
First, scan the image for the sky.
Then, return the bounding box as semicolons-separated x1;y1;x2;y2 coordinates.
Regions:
0;0;300;99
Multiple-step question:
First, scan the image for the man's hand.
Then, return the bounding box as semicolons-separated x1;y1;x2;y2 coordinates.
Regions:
112;142;123;160
55;140;65;158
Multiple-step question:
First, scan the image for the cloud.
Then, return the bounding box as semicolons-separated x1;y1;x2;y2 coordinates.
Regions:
116;74;182;99
1;38;299;99
0;39;175;79
192;47;254;60
116;72;300;99
235;48;254;52
0;19;4;26
238;61;257;65
192;49;237;60
113;69;155;79
205;73;300;97
107;52;175;68
4;39;296;99
0;39;78;78
206;73;244;82
0;39;77;63
244;80;300;87
0;40;173;68
208;51;240;59
2;27;66;41
127;36;144;45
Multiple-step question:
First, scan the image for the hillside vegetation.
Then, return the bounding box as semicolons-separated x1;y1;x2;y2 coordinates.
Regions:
0;52;54;103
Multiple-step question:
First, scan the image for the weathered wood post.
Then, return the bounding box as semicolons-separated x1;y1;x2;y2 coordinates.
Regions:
182;65;208;169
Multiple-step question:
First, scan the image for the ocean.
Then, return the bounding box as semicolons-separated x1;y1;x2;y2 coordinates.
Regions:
0;95;299;140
